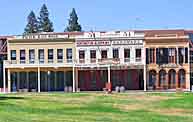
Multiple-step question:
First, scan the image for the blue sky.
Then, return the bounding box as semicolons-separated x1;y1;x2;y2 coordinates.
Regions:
0;0;193;35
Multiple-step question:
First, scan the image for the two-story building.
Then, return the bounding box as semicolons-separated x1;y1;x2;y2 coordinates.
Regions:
75;31;146;91
3;32;82;93
144;30;190;91
0;36;8;92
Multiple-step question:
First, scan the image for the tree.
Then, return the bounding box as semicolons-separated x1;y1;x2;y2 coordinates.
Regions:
65;8;82;32
38;4;54;32
24;11;39;34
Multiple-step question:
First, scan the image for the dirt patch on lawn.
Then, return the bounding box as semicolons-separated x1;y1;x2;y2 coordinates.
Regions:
114;103;145;111
150;108;193;116
111;93;176;102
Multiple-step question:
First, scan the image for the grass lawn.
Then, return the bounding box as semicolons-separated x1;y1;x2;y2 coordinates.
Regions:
0;92;193;122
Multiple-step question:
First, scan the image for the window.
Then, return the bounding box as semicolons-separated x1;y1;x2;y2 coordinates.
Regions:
135;49;141;62
79;50;85;63
29;49;35;64
38;49;44;63
66;48;72;63
168;48;175;63
57;49;63;63
101;50;107;59
124;49;130;62
190;51;193;63
179;48;185;64
149;48;155;63
48;49;54;63
20;50;26;64
90;50;96;63
11;50;16;60
113;48;119;59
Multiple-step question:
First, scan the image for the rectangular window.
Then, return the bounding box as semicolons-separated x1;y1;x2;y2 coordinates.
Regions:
66;48;72;63
101;50;107;59
168;48;175;63
135;49;141;62
149;48;155;63
124;49;130;62
38;49;44;64
11;50;16;60
29;49;35;64
48;49;54;63
79;50;85;63
20;50;26;64
90;50;96;63
57;49;63;63
179;48;184;64
113;48;119;59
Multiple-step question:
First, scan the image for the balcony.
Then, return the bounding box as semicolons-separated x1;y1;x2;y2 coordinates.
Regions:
98;58;120;64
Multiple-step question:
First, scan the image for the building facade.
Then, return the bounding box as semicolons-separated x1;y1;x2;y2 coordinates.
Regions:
0;37;8;92
145;30;190;91
75;31;146;91
3;33;81;92
1;30;192;92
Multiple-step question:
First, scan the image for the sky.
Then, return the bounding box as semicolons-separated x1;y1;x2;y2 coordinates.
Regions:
0;0;193;35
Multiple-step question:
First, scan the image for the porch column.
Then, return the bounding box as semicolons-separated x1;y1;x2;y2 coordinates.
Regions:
17;72;20;91
26;72;29;90
75;67;79;91
7;69;11;93
72;66;75;92
3;62;6;93
38;67;40;92
108;65;111;84
144;65;147;91
176;47;179;64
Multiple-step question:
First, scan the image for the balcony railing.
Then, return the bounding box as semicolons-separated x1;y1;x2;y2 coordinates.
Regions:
98;58;120;64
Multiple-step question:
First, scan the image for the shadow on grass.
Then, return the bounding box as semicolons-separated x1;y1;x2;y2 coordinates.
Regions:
0;96;25;100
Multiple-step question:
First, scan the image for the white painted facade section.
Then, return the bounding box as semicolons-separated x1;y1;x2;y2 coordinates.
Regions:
75;31;145;67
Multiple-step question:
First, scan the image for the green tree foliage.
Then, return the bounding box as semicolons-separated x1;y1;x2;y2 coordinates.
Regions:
65;8;82;32
38;4;54;32
24;11;39;34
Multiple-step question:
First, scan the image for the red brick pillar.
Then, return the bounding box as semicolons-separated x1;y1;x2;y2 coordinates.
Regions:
156;72;159;90
176;72;179;88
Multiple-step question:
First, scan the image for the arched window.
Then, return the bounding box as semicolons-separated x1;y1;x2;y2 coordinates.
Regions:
168;69;176;88
178;69;185;88
159;70;166;86
149;70;156;87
